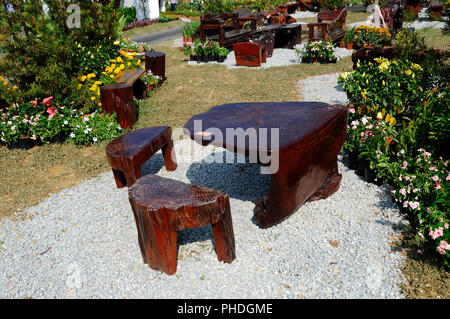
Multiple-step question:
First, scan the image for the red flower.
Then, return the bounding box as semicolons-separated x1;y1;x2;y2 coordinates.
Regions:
46;106;56;119
42;96;54;106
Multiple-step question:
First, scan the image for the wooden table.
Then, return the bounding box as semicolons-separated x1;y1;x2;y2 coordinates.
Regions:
183;102;347;228
253;23;302;49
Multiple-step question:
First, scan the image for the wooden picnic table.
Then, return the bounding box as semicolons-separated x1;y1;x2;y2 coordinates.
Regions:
183;102;347;228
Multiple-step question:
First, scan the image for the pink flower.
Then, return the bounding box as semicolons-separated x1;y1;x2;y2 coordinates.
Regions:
434;183;441;190
429;227;444;240
445;223;449;229
42;96;53;106
431;175;439;181
446;174;450;181
46;106;56;119
409;201;419;210
399;188;407;196
403;201;408;208
401;161;408;169
413;188;420;193
349;108;355;113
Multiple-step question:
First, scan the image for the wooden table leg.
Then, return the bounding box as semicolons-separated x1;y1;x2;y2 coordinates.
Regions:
253;112;347;228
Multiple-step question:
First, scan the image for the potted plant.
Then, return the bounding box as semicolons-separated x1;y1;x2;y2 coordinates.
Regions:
216;47;229;62
141;70;161;95
345;27;356;50
296;40;337;64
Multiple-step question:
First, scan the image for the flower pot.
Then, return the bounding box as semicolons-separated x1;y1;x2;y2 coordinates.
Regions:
217;55;225;63
189;55;196;61
201;54;208;63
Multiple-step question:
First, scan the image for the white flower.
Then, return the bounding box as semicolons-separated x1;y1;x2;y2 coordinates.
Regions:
93;137;98;142
70;133;75;138
64;120;68;125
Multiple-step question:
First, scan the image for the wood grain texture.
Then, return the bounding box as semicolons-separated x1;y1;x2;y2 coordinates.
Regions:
184;102;347;228
128;174;236;275
106;126;177;188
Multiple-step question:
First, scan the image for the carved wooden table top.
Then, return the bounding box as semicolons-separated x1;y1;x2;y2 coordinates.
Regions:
184;102;348;228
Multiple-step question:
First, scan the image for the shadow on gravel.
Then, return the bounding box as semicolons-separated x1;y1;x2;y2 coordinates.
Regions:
186;151;271;204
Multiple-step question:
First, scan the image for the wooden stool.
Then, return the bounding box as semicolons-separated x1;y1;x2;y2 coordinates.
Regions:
145;51;166;85
106;126;177;188
234;42;267;67
100;69;146;129
128;174;236;275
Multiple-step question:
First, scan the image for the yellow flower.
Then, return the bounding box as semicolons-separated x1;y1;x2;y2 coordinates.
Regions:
80;75;87;82
12;86;18;90
77;84;82;90
114;40;120;45
137;59;141;65
114;68;121;74
377;112;383;120
98;102;102;107
110;75;115;79
385;113;391;123
127;62;131;67
119;64;125;70
94;81;102;86
109;59;116;63
116;57;123;63
87;73;96;79
389;117;397;126
89;85;97;91
405;69;412;76
91;96;96;101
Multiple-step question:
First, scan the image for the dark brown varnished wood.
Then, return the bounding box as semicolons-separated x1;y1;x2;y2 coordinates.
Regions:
184;102;347;228
128;174;236;275
100;83;136;129
145;51;167;85
106;126;177;188
307;9;347;43
233;42;267;67
351;46;396;70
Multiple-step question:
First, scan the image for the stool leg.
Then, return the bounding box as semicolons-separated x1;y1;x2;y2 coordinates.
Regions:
162;140;177;171
129;204;148;264
212;198;236;264
111;168;127;188
143;210;178;275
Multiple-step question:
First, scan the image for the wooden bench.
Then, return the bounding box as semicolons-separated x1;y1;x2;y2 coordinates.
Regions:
252;23;302;50
234;42;267;67
128;174;236;275
199;12;254;49
100;68;146;129
106;126;177;188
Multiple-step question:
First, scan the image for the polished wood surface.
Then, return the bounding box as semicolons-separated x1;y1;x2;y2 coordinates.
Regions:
128;174;236;275
106;126;177;188
145;51;166;84
184;102;347;228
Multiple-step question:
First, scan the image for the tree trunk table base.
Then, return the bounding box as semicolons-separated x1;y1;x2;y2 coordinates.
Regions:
106;126;177;188
128;174;236;275
184;102;347;228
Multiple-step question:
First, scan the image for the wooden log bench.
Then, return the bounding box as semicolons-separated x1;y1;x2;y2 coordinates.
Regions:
100;68;146;129
106;126;177;188
128;174;236;275
145;51;167;85
233;42;267;67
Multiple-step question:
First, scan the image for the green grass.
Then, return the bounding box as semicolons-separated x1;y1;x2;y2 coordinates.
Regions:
416;28;450;51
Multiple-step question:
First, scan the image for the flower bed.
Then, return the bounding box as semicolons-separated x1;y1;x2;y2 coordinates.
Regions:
296;40;338;64
122;16;179;31
0;97;124;147
353;25;392;48
179;40;229;63
338;56;450;267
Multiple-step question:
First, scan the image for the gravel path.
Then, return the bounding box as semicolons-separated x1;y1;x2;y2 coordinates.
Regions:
0;74;408;299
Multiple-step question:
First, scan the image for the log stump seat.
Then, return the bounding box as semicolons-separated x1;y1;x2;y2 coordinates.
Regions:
106;126;177;188
100;68;146;129
233;42;267;67
128;174;236;275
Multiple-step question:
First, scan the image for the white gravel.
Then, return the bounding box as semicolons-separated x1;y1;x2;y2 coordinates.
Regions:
186;44;352;69
403;20;446;30
0;74;408;299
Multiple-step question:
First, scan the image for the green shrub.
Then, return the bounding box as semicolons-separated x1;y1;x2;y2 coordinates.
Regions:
0;1;120;106
338;57;424;125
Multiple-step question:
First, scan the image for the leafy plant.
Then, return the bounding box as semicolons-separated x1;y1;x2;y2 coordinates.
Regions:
353;25;392;47
296;40;337;61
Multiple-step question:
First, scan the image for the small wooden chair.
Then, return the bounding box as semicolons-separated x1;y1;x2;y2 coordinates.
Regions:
234;42;267;67
106;126;177;188
128;174;236;275
307;8;347;43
